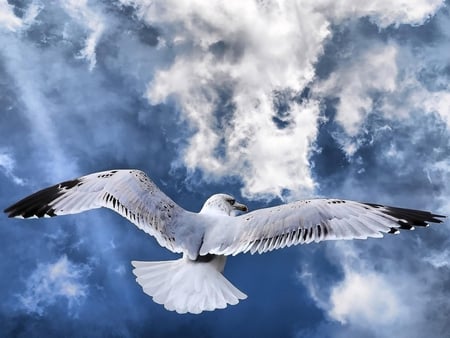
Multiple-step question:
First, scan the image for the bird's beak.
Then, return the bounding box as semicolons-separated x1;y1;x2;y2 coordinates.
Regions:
234;202;248;212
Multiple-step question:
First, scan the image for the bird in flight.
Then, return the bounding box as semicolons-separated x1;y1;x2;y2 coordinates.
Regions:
4;169;445;314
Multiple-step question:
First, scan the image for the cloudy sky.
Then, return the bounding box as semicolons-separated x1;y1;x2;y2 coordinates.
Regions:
1;0;449;337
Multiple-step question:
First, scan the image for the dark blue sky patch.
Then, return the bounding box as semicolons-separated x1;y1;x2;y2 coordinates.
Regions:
345;113;449;206
209;83;237;160
386;11;445;45
137;24;160;47
417;64;450;92
314;22;366;80
272;89;294;129
208;40;228;60
310;98;350;195
7;0;32;18
208;39;245;63
313;24;343;80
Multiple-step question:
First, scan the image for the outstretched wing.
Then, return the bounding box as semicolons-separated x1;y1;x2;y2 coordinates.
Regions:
4;169;196;254
200;199;445;256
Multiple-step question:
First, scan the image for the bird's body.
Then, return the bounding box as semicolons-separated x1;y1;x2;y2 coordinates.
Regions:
4;169;445;314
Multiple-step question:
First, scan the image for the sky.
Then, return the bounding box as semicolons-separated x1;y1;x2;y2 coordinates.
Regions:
0;0;449;337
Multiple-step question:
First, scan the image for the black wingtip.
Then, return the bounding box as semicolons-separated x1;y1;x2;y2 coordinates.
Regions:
3;178;82;219
4;205;20;218
431;214;447;223
3;206;12;215
364;203;446;232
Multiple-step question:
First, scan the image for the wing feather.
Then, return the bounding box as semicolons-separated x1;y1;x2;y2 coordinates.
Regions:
200;199;445;256
4;170;198;254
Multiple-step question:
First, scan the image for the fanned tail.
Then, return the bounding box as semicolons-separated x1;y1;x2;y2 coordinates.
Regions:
131;255;247;314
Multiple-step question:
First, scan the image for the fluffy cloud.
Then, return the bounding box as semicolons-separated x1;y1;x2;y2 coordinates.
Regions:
328;268;403;325
315;44;399;154
121;0;447;199
131;0;329;199
17;255;91;316
2;0;447;199
299;238;450;338
315;7;450;157
3;0;447;199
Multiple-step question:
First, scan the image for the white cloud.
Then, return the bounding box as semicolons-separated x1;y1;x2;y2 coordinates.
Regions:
61;0;105;71
0;149;25;185
377;34;450;130
316;44;399;138
424;248;450;268
0;1;22;31
302;246;406;329
314;0;443;27
128;0;330;199
384;82;450;130
315;25;450;157
2;0;447;201
2;1;444;201
313;43;405;156
0;0;41;32
328;269;402;325
0;0;105;71
299;239;450;338
17;255;91;315
122;0;446;199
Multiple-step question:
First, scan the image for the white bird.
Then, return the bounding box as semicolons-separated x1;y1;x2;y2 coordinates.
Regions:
4;169;445;314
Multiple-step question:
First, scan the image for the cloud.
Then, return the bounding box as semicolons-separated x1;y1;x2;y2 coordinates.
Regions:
17;255;91;316
61;0;105;71
131;0;329;199
121;0;448;199
424;248;450;268
315;0;443;27
299;237;450;338
0;149;25;185
0;0;41;32
0;1;22;32
3;0;448;200
314;7;450;157
328;269;402;325
315;44;399;154
3;1;446;198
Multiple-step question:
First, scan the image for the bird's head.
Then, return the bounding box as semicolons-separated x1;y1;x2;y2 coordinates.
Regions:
199;194;248;216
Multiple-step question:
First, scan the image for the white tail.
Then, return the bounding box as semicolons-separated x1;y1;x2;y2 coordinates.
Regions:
131;255;247;314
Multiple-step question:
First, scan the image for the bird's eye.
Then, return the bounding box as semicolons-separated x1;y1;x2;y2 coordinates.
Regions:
228;199;235;206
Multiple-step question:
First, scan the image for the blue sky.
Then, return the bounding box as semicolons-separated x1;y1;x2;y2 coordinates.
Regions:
1;0;449;337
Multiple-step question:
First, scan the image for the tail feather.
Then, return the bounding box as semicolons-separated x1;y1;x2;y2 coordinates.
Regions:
131;255;247;314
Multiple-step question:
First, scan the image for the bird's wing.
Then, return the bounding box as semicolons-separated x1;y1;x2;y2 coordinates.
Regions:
4;169;197;254
199;199;445;256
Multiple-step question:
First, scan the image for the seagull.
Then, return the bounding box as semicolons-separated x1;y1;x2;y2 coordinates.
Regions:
4;169;445;314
